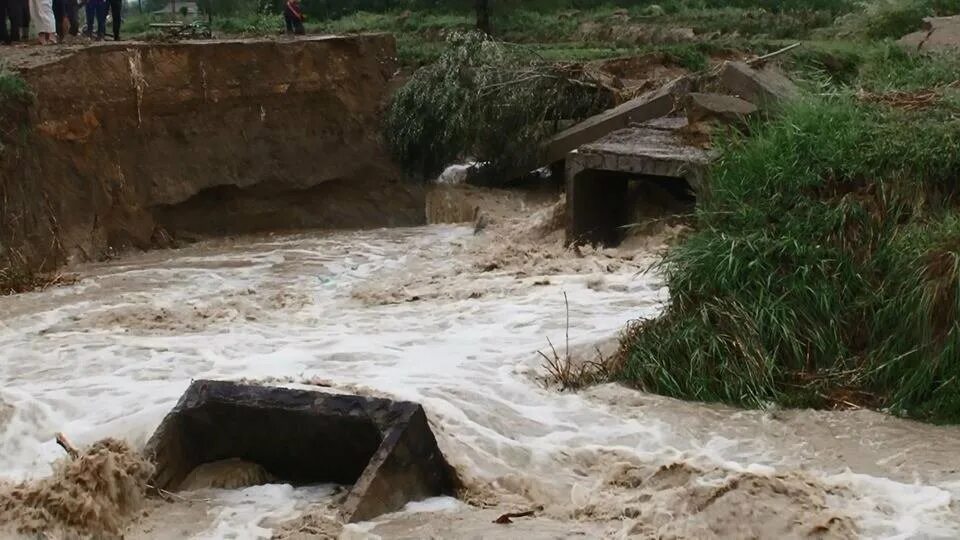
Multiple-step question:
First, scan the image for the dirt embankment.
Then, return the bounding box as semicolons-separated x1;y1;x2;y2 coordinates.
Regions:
0;36;424;274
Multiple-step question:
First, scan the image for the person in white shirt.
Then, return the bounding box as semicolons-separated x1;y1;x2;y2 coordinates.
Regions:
28;0;54;43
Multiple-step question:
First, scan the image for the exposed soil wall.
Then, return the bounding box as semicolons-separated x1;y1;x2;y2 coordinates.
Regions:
0;35;423;272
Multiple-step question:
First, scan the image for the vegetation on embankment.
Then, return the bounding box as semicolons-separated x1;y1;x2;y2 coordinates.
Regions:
384;32;614;182
0;67;30;104
617;47;960;422
1;67;65;296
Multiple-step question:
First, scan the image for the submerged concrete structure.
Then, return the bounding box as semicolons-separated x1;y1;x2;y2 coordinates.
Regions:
144;380;457;523
565;118;710;245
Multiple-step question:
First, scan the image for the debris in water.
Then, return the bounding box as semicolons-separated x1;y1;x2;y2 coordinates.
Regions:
179;458;277;491
493;509;537;524
0;438;154;539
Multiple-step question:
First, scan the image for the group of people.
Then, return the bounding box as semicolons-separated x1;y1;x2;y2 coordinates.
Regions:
1;0;123;46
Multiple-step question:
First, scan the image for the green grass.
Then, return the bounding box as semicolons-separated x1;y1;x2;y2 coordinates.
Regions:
0;67;31;105
617;51;960;421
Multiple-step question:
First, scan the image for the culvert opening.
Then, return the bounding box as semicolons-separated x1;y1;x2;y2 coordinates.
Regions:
568;170;696;246
144;380;458;522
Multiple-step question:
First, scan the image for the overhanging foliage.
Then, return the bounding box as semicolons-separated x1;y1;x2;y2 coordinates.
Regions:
384;32;613;182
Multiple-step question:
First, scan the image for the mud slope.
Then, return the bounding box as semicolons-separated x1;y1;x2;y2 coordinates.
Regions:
0;36;423;271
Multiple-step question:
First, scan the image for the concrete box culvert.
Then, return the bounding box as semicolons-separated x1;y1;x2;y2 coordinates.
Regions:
143;380;459;523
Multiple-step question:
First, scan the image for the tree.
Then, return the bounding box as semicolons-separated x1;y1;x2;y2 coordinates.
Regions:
475;0;491;35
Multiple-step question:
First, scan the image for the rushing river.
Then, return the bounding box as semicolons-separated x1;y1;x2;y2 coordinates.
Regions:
1;221;959;538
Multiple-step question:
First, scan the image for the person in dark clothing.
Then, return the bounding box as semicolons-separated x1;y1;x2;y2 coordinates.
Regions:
53;0;77;39
52;0;62;36
19;0;28;40
106;0;119;40
83;0;104;38
1;0;22;44
283;0;304;35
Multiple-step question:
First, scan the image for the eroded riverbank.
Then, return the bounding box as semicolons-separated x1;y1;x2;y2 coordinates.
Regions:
0;188;958;538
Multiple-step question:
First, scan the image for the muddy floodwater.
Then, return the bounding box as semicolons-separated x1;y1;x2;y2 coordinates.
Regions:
1;204;960;538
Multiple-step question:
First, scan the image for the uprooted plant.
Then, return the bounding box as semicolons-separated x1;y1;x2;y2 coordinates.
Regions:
385;31;614;184
539;292;615;391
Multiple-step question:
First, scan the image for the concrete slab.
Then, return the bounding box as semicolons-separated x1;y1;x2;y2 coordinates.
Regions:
143;380;457;523
685;92;758;127
544;75;693;163
571;118;711;188
719;61;799;109
900;16;960;52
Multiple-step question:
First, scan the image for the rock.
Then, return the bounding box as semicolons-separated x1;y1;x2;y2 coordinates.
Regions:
899;16;960;52
684;92;758;128
545;75;693;163
144;380;458;523
719;61;800;109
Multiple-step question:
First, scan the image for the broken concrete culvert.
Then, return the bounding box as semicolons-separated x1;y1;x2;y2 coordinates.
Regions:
559;59;800;247
143;380;459;523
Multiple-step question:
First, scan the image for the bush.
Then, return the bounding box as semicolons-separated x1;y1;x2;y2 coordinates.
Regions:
384;32;612;182
0;67;31;105
617;94;960;420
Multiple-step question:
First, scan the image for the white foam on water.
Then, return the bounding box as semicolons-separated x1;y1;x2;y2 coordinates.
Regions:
0;225;957;538
399;496;464;514
194;484;338;539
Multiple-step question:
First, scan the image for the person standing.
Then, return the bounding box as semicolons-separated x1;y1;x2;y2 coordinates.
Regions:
83;0;104;39
66;0;77;36
28;0;55;43
106;0;118;40
19;0;29;41
53;0;77;40
1;0;22;44
51;0;61;36
283;0;304;35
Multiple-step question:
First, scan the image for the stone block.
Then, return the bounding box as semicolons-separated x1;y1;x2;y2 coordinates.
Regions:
684;92;758;128
719;61;800;109
899;16;960;52
544;75;693;163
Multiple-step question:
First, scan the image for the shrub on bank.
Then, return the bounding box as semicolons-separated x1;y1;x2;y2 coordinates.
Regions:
617;69;960;421
0;67;30;105
384;32;612;182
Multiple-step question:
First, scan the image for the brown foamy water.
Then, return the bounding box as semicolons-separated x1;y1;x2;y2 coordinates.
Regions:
0;188;958;538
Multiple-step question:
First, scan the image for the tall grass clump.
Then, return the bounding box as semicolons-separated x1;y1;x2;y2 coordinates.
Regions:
384;32;612;182
617;94;960;421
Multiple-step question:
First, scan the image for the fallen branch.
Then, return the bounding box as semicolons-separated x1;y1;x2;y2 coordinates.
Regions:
55;432;80;460
747;42;801;66
493;510;537;524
